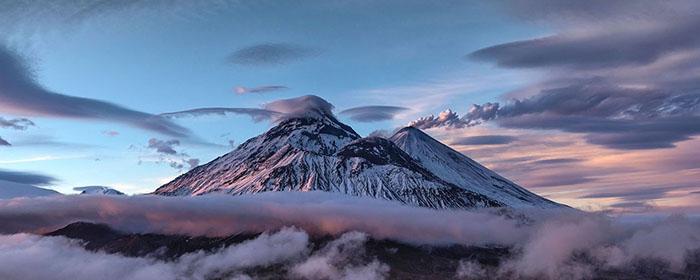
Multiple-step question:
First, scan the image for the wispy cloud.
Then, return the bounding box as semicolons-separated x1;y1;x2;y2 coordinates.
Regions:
423;124;700;211
147;138;179;155
0;136;9;146
0;46;191;138
227;43;320;66
339;106;409;122
469;17;700;70
144;138;199;170
234;85;288;95
0;155;88;164
160;107;279;122
450;135;517;145
101;130;119;137
0;169;57;186
409;2;700;150
0;117;34;130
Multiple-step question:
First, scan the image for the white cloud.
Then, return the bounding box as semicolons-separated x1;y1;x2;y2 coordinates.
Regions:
0;193;698;279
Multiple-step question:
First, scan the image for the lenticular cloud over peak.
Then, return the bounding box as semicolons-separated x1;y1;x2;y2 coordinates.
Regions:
263;95;336;122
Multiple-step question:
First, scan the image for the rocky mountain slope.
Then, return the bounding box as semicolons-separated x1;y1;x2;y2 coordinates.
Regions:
155;109;560;209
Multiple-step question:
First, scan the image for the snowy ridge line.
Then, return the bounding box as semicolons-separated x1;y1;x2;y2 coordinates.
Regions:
155;111;563;209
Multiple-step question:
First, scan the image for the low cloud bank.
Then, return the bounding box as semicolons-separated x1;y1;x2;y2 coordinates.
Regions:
0;192;699;279
0;228;387;280
0;192;521;245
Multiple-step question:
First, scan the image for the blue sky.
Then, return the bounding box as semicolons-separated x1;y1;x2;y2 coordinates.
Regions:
1;1;699;213
1;1;543;193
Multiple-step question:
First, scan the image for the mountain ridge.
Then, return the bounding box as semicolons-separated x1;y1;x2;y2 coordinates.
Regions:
154;110;561;209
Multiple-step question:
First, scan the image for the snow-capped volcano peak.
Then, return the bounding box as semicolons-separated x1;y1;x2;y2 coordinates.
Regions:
390;126;561;208
257;112;361;155
155;115;562;209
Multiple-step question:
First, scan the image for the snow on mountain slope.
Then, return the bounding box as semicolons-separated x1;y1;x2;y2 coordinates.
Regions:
74;186;125;195
153;112;361;196
154;112;503;209
389;127;561;208
155;103;561;209
0;180;61;199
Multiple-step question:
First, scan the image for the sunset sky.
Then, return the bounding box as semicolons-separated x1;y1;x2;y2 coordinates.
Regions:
1;1;699;214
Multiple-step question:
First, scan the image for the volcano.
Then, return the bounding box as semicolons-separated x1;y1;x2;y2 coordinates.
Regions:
154;108;561;209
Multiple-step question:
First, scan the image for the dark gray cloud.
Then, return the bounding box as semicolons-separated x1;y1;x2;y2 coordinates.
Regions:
408;109;470;129
186;158;200;169
465;102;499;123
412;87;700;149
0;169;57;186
469;17;700;69
451;135;517;145
464;82;700;123
498;113;700;150
0;117;34;130
147;138;179;155
339;106;409;122
0;46;191;138
234;85;289;95
227;43;319;66
529;174;597;188
0;136;9;146
448;2;700;150
145;138;199;170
